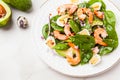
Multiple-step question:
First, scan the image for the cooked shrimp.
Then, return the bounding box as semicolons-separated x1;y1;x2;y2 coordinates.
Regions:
94;10;104;19
57;4;78;15
66;42;80;65
53;30;68;40
88;11;93;24
46;40;55;48
64;24;73;36
77;8;93;24
77;8;86;21
94;27;108;46
46;36;56;48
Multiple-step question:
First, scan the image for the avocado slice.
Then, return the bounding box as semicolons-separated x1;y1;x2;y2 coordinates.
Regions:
91;19;103;27
2;0;32;11
55;50;67;58
0;0;11;27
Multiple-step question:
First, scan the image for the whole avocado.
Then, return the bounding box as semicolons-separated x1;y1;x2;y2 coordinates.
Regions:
2;0;32;11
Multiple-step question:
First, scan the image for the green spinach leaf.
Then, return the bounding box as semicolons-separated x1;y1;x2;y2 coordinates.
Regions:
80;50;93;65
104;11;118;49
42;24;49;39
69;19;80;33
78;2;87;8
51;23;64;32
50;15;60;23
99;47;113;56
70;34;95;51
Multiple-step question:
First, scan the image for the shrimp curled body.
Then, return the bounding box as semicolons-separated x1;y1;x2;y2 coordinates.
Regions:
53;30;68;40
94;27;108;46
94;10;104;19
53;24;73;40
77;8;93;24
64;24;73;36
66;42;81;65
57;4;78;15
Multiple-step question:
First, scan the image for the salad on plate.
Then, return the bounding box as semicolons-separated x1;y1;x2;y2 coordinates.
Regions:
42;0;118;66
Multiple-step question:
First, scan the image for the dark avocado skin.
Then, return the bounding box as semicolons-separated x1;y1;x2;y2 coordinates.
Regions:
3;0;32;11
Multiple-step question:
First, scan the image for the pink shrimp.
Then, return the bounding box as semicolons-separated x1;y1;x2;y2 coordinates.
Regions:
94;10;104;19
94;27;108;46
66;42;81;65
57;4;78;15
53;30;68;40
77;8;93;24
64;24;73;36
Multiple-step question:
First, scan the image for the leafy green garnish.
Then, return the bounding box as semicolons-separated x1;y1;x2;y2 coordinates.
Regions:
69;19;80;33
42;24;49;39
50;15;60;23
99;47;113;56
104;11;118;49
51;23;64;32
78;2;87;8
80;50;93;65
70;34;95;51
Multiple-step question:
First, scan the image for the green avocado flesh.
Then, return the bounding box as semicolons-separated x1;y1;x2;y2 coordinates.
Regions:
0;0;11;27
55;50;67;57
3;0;32;11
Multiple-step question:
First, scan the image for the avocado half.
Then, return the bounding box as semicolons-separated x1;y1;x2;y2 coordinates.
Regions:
0;0;11;27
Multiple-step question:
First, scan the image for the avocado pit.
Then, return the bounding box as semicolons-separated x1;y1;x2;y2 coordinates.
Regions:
0;0;11;27
0;4;6;18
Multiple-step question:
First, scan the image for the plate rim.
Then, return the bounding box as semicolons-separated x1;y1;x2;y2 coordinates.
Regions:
32;0;120;77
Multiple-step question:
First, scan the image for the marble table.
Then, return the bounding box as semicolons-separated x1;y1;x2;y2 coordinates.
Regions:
0;0;120;80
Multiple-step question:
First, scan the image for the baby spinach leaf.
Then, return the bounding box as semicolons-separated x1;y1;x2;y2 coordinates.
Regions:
42;24;49;39
99;47;113;56
51;23;64;32
80;50;93;65
78;2;87;8
69;19;80;33
104;11;118;49
82;19;92;32
50;15;60;23
104;39;118;48
104;11;116;27
70;34;95;51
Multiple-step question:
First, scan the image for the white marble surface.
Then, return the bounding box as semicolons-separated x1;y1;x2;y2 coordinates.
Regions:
0;0;120;80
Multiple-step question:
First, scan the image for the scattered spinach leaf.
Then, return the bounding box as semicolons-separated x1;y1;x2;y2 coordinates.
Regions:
70;34;95;51
99;46;113;55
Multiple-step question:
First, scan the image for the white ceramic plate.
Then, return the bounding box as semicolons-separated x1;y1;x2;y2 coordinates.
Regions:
32;0;120;77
